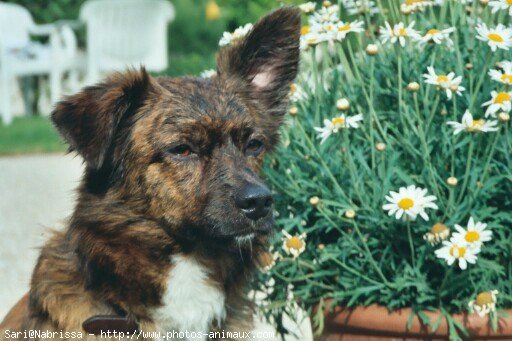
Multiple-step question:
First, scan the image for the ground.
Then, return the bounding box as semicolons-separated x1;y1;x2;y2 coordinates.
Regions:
0;153;311;340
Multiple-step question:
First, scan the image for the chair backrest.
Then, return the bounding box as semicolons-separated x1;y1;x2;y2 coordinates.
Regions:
80;0;174;75
0;3;35;50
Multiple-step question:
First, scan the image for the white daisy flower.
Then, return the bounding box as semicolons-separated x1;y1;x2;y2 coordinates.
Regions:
400;0;434;13
447;110;499;134
435;237;480;270
310;4;340;25
199;69;217;78
452;217;492;247
289;83;307;103
468;290;499;317
417;27;455;47
314;114;364;144
382;185;438;221
422;66;465;99
488;0;512;15
343;0;380;16
475;23;512;52
433;0;471;4
219;23;253;47
257;251;279;272
281;230;307;258
299;2;316;13
300;31;323;49
380;21;420;47
423;223;450;245
489;61;512;85
335;20;365;41
482;90;512;117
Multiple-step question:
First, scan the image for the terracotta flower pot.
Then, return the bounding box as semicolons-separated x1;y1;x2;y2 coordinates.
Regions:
315;301;512;340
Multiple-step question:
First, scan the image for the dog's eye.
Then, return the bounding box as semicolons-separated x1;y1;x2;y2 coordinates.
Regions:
245;139;265;156
168;144;194;157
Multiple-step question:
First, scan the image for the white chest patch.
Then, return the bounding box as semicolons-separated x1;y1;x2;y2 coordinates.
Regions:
153;255;226;340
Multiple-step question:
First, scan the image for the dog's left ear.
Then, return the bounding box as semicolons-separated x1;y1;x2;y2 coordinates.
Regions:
52;69;152;170
217;7;301;117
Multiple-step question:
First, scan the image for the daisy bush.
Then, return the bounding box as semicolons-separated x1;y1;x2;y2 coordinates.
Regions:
248;0;512;339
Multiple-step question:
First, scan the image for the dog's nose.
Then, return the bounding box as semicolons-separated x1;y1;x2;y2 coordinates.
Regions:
234;183;273;220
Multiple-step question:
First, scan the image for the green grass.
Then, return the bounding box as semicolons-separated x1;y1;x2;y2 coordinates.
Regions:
163;53;216;77
0;116;65;155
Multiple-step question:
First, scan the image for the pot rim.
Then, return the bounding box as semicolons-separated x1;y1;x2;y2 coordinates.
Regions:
319;300;512;338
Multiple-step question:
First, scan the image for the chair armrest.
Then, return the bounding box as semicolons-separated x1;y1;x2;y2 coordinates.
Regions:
29;23;58;36
54;20;84;30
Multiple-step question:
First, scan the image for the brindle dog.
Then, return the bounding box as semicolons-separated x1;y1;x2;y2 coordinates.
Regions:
1;7;300;341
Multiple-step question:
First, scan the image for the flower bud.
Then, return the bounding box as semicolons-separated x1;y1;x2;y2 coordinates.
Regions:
376;142;386;151
309;196;320;206
407;82;420;92
323;1;332;7
289;106;298;116
336;98;350;111
345;209;356;219
447;177;458;186
498;112;510;122
366;44;379;55
479;0;489;5
465;63;473;70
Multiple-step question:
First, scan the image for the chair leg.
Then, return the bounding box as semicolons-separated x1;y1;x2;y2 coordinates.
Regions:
68;70;80;94
0;73;13;125
49;70;62;108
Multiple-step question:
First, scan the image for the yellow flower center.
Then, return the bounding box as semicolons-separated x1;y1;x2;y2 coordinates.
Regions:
507;0;512;5
427;29;440;35
431;223;448;234
465;230;480;243
436;75;449;83
475;292;494;306
500;74;512;84
332;117;346;126
494;92;511;104
488;33;504;43
301;26;310;36
405;0;423;4
339;24;351;32
468;119;485;131
307;38;318;45
290;83;297;94
398;198;414;210
449;246;466;258
397;27;408;37
286;236;304;251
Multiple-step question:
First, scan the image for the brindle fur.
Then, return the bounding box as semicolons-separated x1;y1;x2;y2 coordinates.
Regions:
1;7;300;341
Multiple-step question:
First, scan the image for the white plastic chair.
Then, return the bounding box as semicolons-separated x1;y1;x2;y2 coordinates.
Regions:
0;3;76;125
79;0;175;84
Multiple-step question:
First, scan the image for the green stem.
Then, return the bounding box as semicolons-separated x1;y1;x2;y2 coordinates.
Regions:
295;119;356;207
351;220;392;286
407;221;416;268
456;139;475;205
329;258;384;287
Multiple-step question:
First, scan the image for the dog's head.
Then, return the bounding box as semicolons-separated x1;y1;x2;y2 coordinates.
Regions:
52;8;300;245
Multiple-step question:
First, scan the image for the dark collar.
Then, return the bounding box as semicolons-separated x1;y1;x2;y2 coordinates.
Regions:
82;315;139;335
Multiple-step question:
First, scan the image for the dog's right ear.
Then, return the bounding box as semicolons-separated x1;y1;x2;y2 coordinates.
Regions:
52;69;152;170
